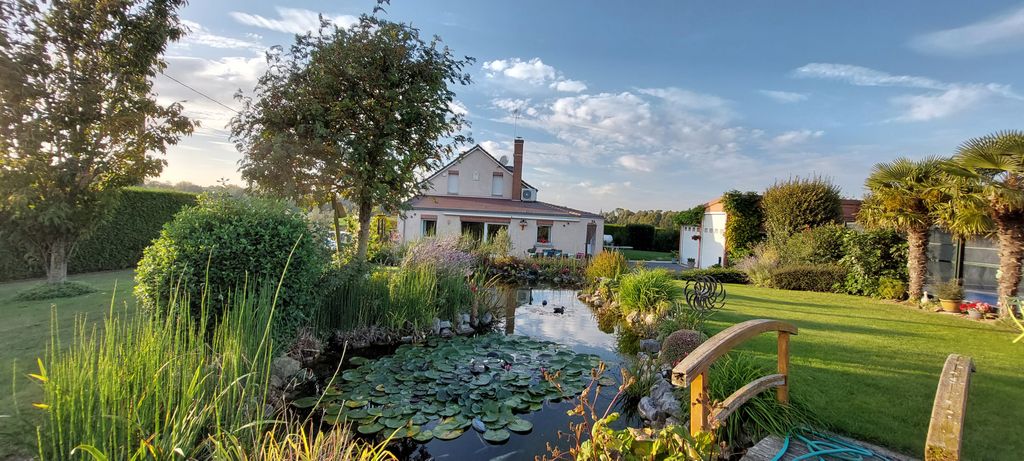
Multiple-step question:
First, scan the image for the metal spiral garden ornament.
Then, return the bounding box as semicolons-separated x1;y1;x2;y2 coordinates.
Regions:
684;275;726;315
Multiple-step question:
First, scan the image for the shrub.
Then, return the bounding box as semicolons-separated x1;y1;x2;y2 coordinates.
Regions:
487;255;585;287
603;224;629;246
660;329;704;366
769;264;847;292
936;278;964;301
0;187;197;281
676;267;749;284
776;224;848;266
653;227;680;252
401;235;477;275
734;243;779;287
761;176;842;247
839;229;907;296
617;268;683;315
13;281;96;301
625;224;656;250
878;277;908;300
674;204;706;227
721;190;765;261
586;251;628;282
135;194;329;342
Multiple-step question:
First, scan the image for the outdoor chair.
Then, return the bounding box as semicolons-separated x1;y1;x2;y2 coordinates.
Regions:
1008;297;1024;343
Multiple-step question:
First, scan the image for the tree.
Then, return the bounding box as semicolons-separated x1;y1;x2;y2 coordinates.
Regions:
940;131;1024;313
232;13;473;261
761;176;843;247
0;0;194;284
859;157;947;301
673;204;706;228
721;190;764;261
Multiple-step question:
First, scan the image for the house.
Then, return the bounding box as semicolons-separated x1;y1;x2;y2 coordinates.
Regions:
679;196;861;268
396;138;604;257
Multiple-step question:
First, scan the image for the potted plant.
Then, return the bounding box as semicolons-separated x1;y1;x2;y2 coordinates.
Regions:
936;279;964;313
960;301;992;320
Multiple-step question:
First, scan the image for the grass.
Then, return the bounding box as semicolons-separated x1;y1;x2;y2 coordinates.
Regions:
705;283;1021;460
617;249;675;261
0;269;137;459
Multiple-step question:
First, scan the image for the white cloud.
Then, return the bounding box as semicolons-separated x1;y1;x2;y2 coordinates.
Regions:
179;20;264;51
768;129;824;147
230;7;358;34
759;90;808;103
491;98;538;117
448;100;469;116
156;56;266;136
794;62;1021;122
482;57;587;93
911;5;1024;56
616;155;654;172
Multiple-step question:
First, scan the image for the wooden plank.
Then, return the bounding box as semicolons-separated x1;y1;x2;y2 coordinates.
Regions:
672;319;798;386
777;331;790;404
925;354;975;461
711;373;785;424
742;435;919;461
689;371;709;436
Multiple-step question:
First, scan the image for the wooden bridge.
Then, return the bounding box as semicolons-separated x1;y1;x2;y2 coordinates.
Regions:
672;319;976;461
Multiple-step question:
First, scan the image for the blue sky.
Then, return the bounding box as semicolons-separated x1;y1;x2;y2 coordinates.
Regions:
155;1;1024;212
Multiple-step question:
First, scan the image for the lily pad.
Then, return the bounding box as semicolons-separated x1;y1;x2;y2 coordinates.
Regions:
507;418;533;433
290;397;319;409
435;428;465;440
482;429;511;443
357;422;385;434
413;429;434;442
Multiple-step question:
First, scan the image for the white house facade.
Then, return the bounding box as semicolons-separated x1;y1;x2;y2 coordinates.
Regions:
397;139;604;258
679;198;727;268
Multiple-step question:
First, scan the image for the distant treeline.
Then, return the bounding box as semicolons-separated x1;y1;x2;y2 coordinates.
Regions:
601;205;706;230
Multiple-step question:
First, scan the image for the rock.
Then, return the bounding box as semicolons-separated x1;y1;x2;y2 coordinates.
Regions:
481;312;494;325
639;339;661;354
660;397;682;418
400;335;414;343
455;324;475;335
440;327;453;338
269;375;284;389
472;417;487;433
432;318;441;335
271;356;301;380
460;313;471;324
637;396;659;422
438;320;453;330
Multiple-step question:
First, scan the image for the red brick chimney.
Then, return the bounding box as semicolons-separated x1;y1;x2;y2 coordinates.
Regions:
512;137;524;201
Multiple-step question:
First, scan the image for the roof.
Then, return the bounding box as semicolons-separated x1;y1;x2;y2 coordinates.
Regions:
407;195;603;220
422;144;537;191
840;199;861;223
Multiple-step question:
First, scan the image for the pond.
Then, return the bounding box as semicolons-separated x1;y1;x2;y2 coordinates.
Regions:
343;288;640;461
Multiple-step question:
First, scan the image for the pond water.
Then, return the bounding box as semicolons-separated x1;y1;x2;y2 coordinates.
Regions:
382;288;639;461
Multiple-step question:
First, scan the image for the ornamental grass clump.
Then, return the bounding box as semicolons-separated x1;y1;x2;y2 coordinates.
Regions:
401;235;477;275
616;268;683;315
585;251;628;283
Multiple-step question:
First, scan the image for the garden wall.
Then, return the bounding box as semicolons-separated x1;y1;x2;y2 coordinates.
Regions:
0;187;197;281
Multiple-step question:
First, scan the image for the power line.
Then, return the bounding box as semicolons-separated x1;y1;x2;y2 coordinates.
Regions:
159;70;239;114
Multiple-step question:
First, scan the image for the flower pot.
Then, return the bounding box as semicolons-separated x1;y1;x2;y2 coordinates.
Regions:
967;309;983;320
939;299;962;313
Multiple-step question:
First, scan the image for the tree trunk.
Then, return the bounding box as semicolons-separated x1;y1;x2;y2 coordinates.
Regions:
330;195;346;262
355;200;373;261
906;225;929;302
46;237;70;284
995;214;1024;317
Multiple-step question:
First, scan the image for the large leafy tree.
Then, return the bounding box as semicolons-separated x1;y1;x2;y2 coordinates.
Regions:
0;0;194;283
940;131;1024;313
859;157;947;301
232;13;473;261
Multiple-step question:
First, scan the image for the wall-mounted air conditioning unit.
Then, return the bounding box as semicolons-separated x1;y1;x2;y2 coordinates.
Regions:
520;188;537;202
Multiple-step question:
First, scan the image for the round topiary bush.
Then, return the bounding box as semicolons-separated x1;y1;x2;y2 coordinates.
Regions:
660;329;705;366
135;194;329;342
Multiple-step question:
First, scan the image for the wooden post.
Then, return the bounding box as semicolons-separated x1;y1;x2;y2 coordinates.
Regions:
690;371;709;436
777;331;790;405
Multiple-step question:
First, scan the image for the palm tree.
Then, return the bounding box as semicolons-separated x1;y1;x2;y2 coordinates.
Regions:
942;131;1024;314
859;157;948;301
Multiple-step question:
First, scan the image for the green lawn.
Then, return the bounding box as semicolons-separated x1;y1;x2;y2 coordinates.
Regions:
0;269;138;459
617;249;675;261
708;284;1021;460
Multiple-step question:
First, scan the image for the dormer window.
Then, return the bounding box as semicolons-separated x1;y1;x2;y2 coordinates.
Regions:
447;171;459;194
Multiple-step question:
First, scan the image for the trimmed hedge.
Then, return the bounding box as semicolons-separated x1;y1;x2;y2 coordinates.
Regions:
653;227;680;253
604;224;629;246
0;188;197;281
762;177;842;247
677;268;749;284
625;224;656;251
770;264;847;292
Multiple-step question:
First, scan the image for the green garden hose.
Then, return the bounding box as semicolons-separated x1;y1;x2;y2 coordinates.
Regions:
771;429;893;461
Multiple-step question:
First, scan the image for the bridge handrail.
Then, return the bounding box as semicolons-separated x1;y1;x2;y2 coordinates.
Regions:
924;354;975;461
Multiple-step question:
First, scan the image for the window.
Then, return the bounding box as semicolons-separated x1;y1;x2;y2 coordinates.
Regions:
491;173;504;196
421;219;436;237
447;171;459;194
460;221;483;241
537;225;551;244
485;223;507;242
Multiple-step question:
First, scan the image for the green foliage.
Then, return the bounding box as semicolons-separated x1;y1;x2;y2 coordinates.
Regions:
603;224;629;246
936;278;964;301
33;282;276;459
721;190;765;261
769;264;847;293
135;194;329;343
487;256;586;287
625;224;656;251
617;268;683;315
761;177;843;247
0;0;195;283
660;329;704;366
622;355;661;400
232;13;473;260
674;204;707;228
12;281;96;301
585;251;628;283
877;277;908;300
839;229;907;296
602;208;691;229
577;413;718;461
653;227;680;252
364;215;400;264
676;267;749;284
775;224;848;266
0;188;197;282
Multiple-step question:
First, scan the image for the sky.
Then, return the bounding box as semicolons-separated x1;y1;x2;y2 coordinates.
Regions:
154;1;1024;212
